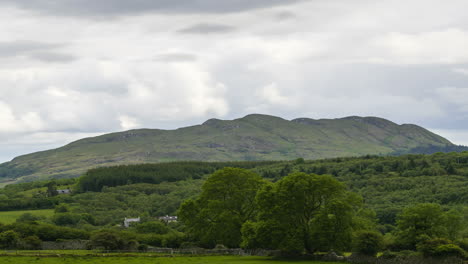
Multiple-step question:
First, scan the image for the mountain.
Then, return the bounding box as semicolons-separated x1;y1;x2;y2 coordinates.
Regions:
0;114;456;183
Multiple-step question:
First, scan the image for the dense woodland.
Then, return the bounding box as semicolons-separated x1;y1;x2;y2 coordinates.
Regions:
0;152;467;260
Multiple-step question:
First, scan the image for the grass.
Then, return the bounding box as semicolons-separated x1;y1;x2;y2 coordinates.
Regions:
0;209;54;224
0;255;342;264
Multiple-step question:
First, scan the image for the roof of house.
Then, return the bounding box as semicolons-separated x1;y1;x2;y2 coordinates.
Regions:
158;215;178;220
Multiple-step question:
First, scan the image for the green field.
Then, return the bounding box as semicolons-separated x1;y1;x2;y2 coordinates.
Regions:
0;209;54;224
0;256;340;264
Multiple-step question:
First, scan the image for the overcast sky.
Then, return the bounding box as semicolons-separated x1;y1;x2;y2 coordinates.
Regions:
1;0;468;163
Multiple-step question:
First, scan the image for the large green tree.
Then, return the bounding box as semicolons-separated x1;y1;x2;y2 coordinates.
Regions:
395;203;461;249
242;172;363;254
178;167;266;248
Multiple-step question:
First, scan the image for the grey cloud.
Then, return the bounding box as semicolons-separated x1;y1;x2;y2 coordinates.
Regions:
153;53;197;62
28;51;77;63
177;23;236;34
0;40;63;57
275;11;296;21
3;0;304;16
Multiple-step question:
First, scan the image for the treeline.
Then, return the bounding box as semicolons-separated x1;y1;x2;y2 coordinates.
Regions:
254;152;468;224
0;220;184;250
3;152;468;226
179;168;468;259
392;144;468;155
0;164;35;179
76;161;280;192
0;162;467;261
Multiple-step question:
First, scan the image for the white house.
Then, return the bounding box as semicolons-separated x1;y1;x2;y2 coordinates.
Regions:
158;215;178;223
123;217;140;228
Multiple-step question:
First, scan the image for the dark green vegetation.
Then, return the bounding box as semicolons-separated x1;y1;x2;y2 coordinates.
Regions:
180;168;467;258
1;114;463;183
0;256;342;264
0;152;467;261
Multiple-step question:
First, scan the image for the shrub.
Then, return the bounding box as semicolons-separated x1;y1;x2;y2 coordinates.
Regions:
140;234;163;247
90;231;126;250
52;213;81;226
135;221;169;234
354;231;383;256
16;213;41;223
54;204;69;213
417;238;451;257
418;238;467;259
433;244;466;259
20;235;42;249
138;244;148;252
456;238;468;251
0;230;19;249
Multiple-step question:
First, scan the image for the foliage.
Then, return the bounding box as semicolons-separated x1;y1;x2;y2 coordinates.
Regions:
16;213;42;223
55;204;69;213
76;161;275;192
52;213;83;226
353;231;383;256
179;168;266;248
0;152;467;256
20;235;42;249
5;222;89;241
135;221;169;234
395;203;458;249
242;173;364;255
0;256;348;264
417;238;467;259
90;231;128;250
0;230;19;249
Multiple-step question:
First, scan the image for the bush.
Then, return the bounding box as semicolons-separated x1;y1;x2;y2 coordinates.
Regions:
52;213;81;226
90;231;126;250
417;238;451;257
140;234;163;247
16;213;41;223
162;232;184;248
55;204;69;213
456;238;468;251
138;244;148;252
20;235;42;249
135;221;169;234
433;244;466;259
0;230;19;249
354;231;383;256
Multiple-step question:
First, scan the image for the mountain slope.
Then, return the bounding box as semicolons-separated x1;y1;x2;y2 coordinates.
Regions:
0;114;454;182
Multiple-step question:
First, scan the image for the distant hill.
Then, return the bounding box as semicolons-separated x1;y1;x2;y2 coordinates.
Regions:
0;114;461;183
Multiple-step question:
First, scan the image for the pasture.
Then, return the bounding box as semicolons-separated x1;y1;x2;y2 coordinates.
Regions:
0;209;54;224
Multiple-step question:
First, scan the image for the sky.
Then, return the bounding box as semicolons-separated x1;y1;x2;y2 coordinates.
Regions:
1;0;468;163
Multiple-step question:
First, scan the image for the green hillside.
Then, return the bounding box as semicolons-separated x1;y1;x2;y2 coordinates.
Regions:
0;114;456;183
0;153;466;260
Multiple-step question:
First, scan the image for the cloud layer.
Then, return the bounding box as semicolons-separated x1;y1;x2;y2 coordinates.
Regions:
1;0;468;162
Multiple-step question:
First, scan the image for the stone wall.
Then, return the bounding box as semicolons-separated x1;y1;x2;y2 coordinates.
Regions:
41;240;89;250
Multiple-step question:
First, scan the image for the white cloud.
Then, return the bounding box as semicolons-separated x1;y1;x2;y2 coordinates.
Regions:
119;115;141;130
373;29;468;64
2;0;468;161
0;101;44;133
257;83;294;105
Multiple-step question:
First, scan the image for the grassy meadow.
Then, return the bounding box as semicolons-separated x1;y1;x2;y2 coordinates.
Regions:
0;256;341;264
0;209;54;224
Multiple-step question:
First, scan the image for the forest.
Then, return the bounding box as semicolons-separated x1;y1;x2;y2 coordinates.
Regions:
0;152;467;261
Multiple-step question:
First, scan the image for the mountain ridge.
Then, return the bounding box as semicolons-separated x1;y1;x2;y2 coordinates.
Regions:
0;114;457;183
